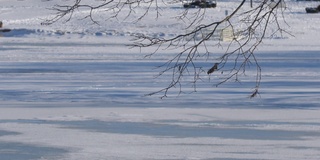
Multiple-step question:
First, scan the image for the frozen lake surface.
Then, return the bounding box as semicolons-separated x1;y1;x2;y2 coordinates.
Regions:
1;0;320;159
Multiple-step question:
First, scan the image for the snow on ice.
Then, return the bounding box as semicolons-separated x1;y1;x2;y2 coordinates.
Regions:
0;0;320;159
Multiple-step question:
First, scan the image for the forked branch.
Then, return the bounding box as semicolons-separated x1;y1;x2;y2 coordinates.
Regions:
44;0;287;98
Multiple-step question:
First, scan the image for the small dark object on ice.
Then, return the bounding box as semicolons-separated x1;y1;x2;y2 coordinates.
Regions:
0;21;11;32
0;29;11;32
207;63;219;74
183;0;217;8
306;5;320;13
306;7;319;13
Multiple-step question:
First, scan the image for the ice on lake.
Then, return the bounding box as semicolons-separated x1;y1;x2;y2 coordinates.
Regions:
1;0;320;159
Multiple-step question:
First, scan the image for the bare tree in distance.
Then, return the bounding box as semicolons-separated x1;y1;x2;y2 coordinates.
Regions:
42;0;290;98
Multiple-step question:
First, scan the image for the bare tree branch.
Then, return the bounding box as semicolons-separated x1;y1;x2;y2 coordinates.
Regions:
43;0;289;98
